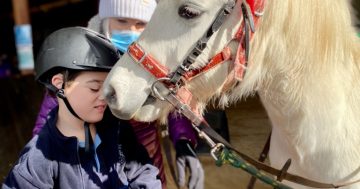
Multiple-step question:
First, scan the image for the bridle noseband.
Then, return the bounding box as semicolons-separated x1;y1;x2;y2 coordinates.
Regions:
128;0;259;106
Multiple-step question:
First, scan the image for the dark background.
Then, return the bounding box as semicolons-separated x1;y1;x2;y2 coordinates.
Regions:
0;0;99;60
0;0;99;182
0;0;359;184
1;0;359;70
0;0;359;74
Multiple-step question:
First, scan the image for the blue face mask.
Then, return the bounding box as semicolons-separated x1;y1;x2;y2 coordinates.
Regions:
110;30;140;53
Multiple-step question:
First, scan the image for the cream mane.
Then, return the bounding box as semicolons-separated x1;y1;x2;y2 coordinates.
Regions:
222;0;360;106
181;1;359;119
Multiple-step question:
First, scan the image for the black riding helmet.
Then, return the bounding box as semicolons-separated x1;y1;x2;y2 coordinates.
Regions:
35;26;120;153
35;26;119;83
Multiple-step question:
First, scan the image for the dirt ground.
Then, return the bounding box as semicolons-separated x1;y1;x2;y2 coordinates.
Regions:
0;75;273;189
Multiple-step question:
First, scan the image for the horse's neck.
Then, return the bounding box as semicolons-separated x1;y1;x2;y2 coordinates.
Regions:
235;0;360;163
240;0;360;127
252;42;360;139
253;48;360;185
217;0;360;184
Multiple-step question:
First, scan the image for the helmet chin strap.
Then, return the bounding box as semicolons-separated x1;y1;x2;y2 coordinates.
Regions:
41;80;94;154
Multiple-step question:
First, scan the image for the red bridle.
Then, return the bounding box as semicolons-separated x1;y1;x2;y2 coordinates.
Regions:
127;0;265;92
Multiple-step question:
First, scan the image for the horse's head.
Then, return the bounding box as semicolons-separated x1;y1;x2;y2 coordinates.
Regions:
103;0;360;122
103;0;265;122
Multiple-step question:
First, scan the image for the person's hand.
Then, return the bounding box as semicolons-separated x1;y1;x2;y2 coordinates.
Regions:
175;140;204;189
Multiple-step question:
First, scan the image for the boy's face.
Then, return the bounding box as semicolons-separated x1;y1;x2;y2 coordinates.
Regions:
108;17;147;33
64;71;108;123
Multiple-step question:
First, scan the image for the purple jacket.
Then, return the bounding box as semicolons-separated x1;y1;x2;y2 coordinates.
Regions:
33;91;58;136
33;92;198;187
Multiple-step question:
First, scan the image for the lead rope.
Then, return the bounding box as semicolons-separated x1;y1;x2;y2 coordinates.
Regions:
159;89;294;188
154;83;360;188
216;147;291;189
194;120;292;189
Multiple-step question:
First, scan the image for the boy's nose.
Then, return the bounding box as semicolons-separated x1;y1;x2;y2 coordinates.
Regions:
98;87;106;100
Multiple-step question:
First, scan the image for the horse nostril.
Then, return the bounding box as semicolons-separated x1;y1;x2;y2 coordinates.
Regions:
105;86;117;104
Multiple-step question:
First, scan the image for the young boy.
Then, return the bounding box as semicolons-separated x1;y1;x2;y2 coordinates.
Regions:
33;1;204;188
3;27;161;189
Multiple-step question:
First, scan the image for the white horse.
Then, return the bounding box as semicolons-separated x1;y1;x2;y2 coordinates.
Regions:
103;0;360;188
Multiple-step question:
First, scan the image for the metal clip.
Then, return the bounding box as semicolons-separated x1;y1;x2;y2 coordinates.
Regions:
210;143;225;161
192;125;225;160
150;77;171;101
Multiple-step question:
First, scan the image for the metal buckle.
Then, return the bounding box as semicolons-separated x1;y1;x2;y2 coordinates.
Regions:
56;89;66;99
180;64;191;72
151;77;172;101
192;125;225;160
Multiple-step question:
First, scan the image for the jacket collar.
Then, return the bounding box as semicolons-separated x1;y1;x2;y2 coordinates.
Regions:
42;107;80;153
41;107;119;153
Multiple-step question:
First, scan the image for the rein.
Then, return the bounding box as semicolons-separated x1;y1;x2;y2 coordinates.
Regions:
126;0;360;188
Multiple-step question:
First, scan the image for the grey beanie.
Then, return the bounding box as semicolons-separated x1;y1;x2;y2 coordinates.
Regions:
99;0;157;22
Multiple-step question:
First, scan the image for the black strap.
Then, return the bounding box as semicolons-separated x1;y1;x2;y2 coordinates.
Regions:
84;122;94;154
41;81;81;119
41;81;93;154
62;97;80;119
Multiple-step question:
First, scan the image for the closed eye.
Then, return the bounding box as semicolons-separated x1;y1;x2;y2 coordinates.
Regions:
136;22;146;27
116;19;128;24
86;80;103;93
90;88;100;92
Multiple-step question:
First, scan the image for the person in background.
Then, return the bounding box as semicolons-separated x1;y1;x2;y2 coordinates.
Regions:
3;27;161;189
33;0;204;188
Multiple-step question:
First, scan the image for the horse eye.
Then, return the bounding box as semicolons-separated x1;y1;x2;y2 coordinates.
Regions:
178;5;202;19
